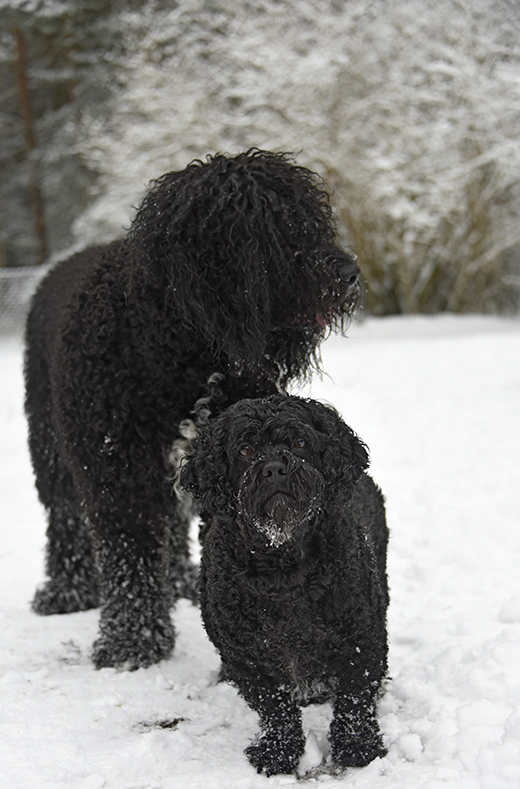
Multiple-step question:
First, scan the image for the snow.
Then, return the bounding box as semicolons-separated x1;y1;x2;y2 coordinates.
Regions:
2;314;520;788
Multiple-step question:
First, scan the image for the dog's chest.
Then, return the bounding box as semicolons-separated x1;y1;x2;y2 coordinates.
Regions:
202;530;364;691
229;561;346;681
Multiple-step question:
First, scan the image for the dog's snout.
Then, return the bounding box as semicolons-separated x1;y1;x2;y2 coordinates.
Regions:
261;459;288;478
339;259;360;288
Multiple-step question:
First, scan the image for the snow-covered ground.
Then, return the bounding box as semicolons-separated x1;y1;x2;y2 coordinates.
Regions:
1;315;520;789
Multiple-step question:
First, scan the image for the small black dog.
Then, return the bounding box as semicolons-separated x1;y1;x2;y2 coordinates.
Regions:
181;395;389;776
24;150;360;669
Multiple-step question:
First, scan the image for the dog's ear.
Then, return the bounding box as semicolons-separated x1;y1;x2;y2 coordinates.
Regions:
320;406;370;492
337;421;370;485
179;426;234;516
178;452;203;501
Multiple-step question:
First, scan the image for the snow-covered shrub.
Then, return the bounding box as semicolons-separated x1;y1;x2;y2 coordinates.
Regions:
318;0;520;314
74;0;520;314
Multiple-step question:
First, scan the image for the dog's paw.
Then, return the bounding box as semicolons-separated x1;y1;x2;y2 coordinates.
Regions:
329;726;387;768
32;580;99;615
93;621;175;670
245;730;305;776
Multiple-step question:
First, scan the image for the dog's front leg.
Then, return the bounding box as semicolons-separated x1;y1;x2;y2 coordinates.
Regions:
236;675;305;776
91;521;175;670
328;684;386;769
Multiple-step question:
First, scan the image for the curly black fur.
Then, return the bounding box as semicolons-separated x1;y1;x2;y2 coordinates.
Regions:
181;395;389;776
24;149;360;670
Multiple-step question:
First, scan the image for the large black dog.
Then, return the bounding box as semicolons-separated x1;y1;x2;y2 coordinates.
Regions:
181;395;389;776
24;150;360;670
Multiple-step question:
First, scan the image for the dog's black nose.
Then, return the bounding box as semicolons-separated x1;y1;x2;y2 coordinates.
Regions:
261;460;288;478
339;259;360;288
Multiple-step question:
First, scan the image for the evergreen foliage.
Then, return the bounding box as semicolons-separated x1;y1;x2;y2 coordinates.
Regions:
1;0;519;313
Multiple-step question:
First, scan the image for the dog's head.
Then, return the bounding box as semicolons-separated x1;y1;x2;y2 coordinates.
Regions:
128;150;360;387
181;395;369;547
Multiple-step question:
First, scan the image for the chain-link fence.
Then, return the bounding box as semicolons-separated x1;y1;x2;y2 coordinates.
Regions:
0;266;47;336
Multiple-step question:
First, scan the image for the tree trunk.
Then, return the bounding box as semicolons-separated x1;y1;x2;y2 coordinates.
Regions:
14;27;48;265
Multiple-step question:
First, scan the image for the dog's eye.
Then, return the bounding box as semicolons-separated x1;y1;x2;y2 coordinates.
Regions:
293;438;306;449
239;444;254;457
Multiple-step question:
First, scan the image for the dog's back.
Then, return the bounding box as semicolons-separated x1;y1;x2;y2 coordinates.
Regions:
351;474;388;602
25;242;122;371
24;242;123;498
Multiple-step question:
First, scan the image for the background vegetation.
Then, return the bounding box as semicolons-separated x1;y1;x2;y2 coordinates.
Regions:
1;0;519;315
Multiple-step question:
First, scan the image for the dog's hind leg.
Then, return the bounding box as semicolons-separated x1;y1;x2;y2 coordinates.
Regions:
31;487;100;615
25;342;100;615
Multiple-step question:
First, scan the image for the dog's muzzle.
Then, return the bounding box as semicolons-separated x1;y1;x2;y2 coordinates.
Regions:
339;259;360;292
316;253;360;326
237;452;324;547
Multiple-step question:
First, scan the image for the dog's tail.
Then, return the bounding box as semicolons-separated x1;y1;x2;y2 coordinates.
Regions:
169;373;225;505
192;372;226;428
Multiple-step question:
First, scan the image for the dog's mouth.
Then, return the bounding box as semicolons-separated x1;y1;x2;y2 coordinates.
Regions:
262;490;298;519
280;249;360;331
316;310;333;328
290;286;361;330
289;309;339;329
253;482;303;527
237;456;324;547
252;494;322;548
251;516;298;548
263;487;296;504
